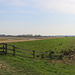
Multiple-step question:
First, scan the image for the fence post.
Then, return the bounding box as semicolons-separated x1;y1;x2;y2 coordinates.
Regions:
13;46;15;56
33;50;35;58
58;55;63;60
5;43;7;54
49;52;52;60
41;54;44;59
3;43;4;52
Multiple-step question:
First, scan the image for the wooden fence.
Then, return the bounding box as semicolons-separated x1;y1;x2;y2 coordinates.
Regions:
0;43;7;54
0;43;63;60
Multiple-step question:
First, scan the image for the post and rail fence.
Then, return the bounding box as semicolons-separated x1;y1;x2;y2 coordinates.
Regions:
0;43;63;60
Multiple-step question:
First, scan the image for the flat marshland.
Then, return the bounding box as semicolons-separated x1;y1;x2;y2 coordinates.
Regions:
0;37;53;43
0;37;75;75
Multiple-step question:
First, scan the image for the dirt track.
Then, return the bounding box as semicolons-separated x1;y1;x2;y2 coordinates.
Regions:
0;39;40;43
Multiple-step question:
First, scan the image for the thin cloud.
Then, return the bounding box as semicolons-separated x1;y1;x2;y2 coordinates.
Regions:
30;0;75;14
0;10;40;15
6;0;27;6
20;11;40;14
7;0;27;6
1;0;75;14
0;0;28;6
0;0;40;14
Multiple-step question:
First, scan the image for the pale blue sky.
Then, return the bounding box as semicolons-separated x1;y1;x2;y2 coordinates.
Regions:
0;0;75;36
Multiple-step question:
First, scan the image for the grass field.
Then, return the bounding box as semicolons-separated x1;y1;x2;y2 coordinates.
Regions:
0;37;75;75
7;37;75;53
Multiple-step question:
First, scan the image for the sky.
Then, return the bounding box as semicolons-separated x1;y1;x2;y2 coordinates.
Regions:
0;0;75;36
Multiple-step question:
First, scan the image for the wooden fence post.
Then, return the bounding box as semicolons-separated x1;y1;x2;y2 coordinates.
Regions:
49;51;54;60
58;55;63;60
3;43;4;52
33;50;35;58
41;54;44;59
13;46;15;56
49;52;52;60
5;43;7;54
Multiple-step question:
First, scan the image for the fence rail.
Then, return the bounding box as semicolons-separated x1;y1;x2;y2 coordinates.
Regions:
15;47;33;51
16;50;33;55
0;43;64;60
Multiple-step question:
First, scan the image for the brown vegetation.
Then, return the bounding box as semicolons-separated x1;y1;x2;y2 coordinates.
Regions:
0;37;55;43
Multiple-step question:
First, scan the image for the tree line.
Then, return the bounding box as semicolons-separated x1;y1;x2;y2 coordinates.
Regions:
0;34;74;37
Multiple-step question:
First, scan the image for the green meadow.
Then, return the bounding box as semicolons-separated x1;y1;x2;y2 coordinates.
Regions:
8;37;75;52
0;37;75;75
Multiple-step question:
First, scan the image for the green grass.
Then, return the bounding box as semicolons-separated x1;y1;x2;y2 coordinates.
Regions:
0;54;75;75
0;37;75;75
7;37;75;56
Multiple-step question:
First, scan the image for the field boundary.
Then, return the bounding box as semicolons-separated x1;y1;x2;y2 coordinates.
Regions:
0;43;69;60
